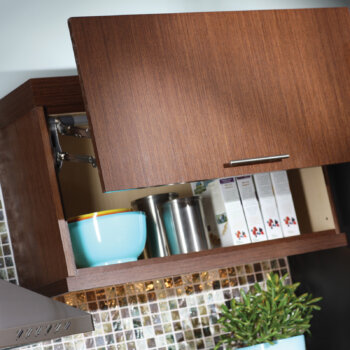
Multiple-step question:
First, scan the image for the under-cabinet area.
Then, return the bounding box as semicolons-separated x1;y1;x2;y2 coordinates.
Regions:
0;102;347;297
36;125;344;296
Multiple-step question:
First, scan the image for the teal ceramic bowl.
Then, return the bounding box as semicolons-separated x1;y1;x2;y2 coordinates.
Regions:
68;211;146;268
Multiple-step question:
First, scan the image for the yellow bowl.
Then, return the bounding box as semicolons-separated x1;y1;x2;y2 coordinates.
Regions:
67;208;132;223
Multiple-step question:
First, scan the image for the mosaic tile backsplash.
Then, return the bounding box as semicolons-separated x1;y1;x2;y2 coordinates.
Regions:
0;185;18;284
0;185;291;350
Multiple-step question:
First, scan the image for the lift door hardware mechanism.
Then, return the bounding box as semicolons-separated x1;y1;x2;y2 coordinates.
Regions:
48;115;97;171
55;115;91;138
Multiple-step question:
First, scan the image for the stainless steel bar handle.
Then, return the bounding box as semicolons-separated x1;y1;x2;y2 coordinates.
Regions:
229;154;290;166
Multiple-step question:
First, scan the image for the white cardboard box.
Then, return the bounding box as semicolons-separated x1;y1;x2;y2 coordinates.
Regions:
253;173;284;240
270;171;300;237
236;175;267;243
207;177;251;246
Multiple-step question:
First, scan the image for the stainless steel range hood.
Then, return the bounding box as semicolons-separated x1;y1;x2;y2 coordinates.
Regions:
0;279;94;348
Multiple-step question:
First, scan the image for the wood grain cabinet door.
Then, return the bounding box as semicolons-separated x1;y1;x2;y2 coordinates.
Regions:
69;8;350;192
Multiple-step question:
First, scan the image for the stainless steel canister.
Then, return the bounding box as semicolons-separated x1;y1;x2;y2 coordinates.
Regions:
159;196;210;255
131;193;179;258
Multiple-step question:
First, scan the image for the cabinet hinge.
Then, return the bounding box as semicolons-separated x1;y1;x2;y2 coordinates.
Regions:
48;115;97;171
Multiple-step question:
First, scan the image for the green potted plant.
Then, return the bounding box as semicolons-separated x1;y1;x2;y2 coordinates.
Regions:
215;273;322;349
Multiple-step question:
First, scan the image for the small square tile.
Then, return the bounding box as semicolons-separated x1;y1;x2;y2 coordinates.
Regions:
221;279;229;288
152;314;161;324
2;245;12;255
185;286;194;295
125;284;135;295
121;308;130;318
229;277;238;287
133;318;141;328
122;318;133;330
166;289;175;298
194;284;203;293
145;281;154;292
191;318;200;328
236;265;245;275
137;294;147;304
147;338;156;348
256;273;264;282
157;290;167;299
116;286;125;297
164;278;173;288
111;310;120;320
171;311;180;321
134;282;145;293
113;321;122;332
166;334;174;344
96;289;106;300
175;332;184;343
147;292;156;302
262;261;271;270
193;329;202;339
159;301;168;311
150;303;159;313
185;330;194;341
134;328;143;339
227;267;236;277
163;323;172;333
254;262;262;272
107;298;117;308
178;298;187;308
130;306;140;317
161;312;171;323
223;290;231;300
279;258;287;267
154;279;164;290
154;325;163;335
7;267;15;279
182;274;193;284
219;269;227;278
99;300;108;310
88;302;98;312
105;335;114;345
173;276;183;286
189;307;198;317
0;223;6;233
118;297;128;307
198;306;207;315
238;276;247;285
271;260;279;269
192;274;200;283
128;295;137;305
115;332;124;342
247;274;255;284
200;272;209;282
201;316;209;326
212;281;220;290
105;287;116;299
1;233;8;244
142;316;151;326
126;341;136;350
176;287;184;296
245;264;254;274
173;321;182;331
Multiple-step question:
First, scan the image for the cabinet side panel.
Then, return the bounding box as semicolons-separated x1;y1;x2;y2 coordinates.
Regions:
0;107;76;290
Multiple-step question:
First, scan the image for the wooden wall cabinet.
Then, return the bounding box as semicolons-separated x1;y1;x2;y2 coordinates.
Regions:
0;8;349;296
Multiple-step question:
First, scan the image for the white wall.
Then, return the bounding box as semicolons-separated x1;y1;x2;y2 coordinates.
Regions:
0;0;349;98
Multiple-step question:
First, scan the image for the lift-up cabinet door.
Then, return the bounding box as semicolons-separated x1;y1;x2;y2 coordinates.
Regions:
69;8;350;192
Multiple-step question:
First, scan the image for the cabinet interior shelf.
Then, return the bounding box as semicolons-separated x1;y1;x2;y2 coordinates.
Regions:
38;230;347;297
